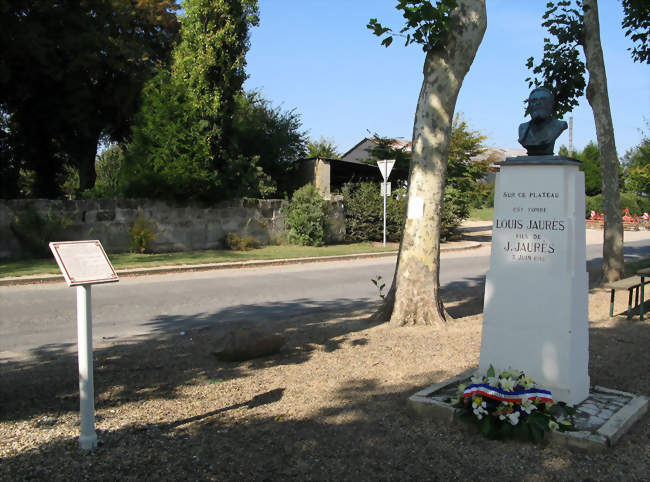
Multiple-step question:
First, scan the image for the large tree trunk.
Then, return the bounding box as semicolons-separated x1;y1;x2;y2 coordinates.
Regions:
582;0;624;283
373;0;486;326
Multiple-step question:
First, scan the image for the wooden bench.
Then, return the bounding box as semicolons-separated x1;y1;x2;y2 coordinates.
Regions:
604;276;650;319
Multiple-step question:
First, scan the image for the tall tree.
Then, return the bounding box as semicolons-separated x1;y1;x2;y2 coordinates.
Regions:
306;138;341;159
119;68;218;202
0;0;180;197
621;0;650;63
623;127;650;196
368;0;486;326
526;0;645;282
568;141;602;196
123;0;288;202
232;92;307;197
172;0;259;168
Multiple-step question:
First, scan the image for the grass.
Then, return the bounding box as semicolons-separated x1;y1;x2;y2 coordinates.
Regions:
0;243;397;279
468;206;493;221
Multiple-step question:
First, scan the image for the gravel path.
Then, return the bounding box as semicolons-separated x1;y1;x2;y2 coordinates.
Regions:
1;281;648;480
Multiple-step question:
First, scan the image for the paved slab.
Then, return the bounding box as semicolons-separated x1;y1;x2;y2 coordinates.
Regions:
408;370;648;451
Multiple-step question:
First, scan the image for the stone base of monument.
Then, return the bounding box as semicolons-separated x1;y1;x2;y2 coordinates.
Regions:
406;369;649;451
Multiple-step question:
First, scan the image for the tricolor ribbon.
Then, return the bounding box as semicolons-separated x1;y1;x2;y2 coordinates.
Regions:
462;383;553;404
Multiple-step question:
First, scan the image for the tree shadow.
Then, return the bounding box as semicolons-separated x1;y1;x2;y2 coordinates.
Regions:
1;359;647;480
0;298;381;424
441;276;486;318
588;316;650;395
1;273;493;425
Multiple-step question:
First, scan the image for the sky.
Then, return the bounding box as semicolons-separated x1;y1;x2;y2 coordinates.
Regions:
243;1;649;157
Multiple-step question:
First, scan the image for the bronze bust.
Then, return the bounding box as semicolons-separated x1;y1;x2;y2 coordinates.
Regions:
518;87;567;156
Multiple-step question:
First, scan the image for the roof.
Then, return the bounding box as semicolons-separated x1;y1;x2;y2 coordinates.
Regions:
340;137;412;162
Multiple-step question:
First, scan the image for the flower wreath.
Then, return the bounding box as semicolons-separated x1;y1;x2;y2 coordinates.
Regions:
449;365;575;442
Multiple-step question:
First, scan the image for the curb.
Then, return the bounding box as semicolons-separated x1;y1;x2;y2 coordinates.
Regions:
0;241;482;287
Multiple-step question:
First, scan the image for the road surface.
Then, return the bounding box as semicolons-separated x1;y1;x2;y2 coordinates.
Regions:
2;233;650;357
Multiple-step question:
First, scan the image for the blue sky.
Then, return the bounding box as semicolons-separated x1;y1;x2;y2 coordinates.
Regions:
244;1;649;157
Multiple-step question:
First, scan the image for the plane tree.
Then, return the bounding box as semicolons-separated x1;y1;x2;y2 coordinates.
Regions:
367;0;487;325
527;0;649;282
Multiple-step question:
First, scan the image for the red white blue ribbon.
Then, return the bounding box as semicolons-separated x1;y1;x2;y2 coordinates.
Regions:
462;383;553;404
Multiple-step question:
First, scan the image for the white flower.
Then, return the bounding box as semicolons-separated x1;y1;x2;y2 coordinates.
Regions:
487;376;499;386
508;369;522;379
506;411;520;425
500;377;515;391
472;398;488;420
521;399;537;414
548;420;559;431
473;406;487;419
521;377;535;389
470;375;483;384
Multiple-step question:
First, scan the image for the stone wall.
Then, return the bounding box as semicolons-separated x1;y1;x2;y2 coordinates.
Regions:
0;198;345;259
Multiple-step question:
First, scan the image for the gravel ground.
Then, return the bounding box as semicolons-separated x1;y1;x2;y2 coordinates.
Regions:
1;277;648;481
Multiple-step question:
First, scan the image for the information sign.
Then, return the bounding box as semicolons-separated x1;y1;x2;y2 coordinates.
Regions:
49;240;118;450
50;240;119;286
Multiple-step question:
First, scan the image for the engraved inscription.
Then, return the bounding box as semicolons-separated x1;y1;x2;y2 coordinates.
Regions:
495;189;564;264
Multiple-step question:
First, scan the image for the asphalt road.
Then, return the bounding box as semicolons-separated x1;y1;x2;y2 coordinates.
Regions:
2;237;650;357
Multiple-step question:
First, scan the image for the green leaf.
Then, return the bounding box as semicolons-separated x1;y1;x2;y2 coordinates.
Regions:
486;365;496;378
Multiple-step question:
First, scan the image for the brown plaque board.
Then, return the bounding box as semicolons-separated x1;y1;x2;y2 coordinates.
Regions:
49;240;119;286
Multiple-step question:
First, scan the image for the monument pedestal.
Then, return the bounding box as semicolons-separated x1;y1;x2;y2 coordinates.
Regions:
479;156;589;405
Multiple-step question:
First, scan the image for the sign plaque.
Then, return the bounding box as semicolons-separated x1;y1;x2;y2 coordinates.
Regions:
49;240;119;450
50;240;118;286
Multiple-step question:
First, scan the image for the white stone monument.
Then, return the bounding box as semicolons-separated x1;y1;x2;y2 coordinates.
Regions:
479;156;590;405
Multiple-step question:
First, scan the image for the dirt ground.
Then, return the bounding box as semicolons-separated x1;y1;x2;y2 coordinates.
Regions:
1;271;648;480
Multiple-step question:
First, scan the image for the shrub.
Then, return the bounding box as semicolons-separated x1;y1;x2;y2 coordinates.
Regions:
10;205;71;258
286;184;329;246
129;209;156;253
342;182;469;243
585;193;650;218
342;182;404;243
441;186;471;241
225;232;260;251
585;194;603;217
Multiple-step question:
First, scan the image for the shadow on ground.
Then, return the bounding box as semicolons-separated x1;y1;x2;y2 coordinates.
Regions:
0;276;488;425
2;272;648;479
0;297;380;424
2;313;648;481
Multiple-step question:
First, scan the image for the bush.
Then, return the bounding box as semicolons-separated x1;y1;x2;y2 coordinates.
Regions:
225;232;260;251
472;181;495;208
286;184;329;246
130;209;156;253
342;182;469;243
342;182;405;243
10;205;71;258
585;193;650;218
441;186;471;241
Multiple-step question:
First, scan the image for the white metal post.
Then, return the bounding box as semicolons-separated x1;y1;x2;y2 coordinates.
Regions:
376;160;394;248
383;179;387;247
76;284;98;450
